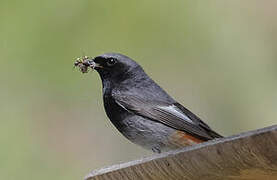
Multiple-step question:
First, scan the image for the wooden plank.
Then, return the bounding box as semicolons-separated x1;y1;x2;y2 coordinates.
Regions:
85;125;277;180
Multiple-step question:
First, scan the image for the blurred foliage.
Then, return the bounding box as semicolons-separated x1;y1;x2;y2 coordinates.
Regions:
0;0;277;179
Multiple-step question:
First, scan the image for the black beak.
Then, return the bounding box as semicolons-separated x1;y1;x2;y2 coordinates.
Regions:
74;57;103;73
86;59;103;69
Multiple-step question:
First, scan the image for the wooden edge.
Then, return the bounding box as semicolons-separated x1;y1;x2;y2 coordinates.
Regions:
85;125;277;180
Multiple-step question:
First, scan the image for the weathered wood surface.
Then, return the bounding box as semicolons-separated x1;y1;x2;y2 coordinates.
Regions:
85;125;277;180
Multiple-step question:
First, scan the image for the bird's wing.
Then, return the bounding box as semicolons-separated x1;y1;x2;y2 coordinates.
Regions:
113;94;222;140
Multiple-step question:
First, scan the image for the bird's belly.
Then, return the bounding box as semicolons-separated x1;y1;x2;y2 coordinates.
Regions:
117;115;197;153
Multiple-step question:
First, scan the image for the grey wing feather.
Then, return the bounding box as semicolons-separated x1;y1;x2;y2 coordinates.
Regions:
113;94;222;140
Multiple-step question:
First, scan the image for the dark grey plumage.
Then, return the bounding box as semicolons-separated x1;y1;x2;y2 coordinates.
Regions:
76;53;222;153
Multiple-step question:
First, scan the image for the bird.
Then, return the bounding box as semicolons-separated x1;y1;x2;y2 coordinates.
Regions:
75;53;223;153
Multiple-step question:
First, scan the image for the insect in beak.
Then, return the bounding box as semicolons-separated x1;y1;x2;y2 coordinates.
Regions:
74;56;103;73
74;56;93;73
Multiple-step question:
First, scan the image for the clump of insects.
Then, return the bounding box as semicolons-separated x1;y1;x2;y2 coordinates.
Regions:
74;56;93;73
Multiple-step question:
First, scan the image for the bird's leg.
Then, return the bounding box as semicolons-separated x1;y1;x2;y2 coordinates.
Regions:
151;146;161;153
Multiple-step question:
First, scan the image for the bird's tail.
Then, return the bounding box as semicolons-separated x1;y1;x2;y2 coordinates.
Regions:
209;130;223;139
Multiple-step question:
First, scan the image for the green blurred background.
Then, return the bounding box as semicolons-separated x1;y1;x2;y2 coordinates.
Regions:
1;0;277;179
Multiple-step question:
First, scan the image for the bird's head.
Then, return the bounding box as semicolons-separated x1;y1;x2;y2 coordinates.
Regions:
75;53;144;83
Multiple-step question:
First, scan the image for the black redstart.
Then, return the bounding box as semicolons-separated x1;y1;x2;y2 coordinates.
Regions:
75;53;222;153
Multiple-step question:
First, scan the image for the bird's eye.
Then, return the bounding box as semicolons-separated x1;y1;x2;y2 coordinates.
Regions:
107;58;117;66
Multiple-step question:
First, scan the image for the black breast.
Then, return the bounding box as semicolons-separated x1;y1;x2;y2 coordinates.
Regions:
103;92;131;131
